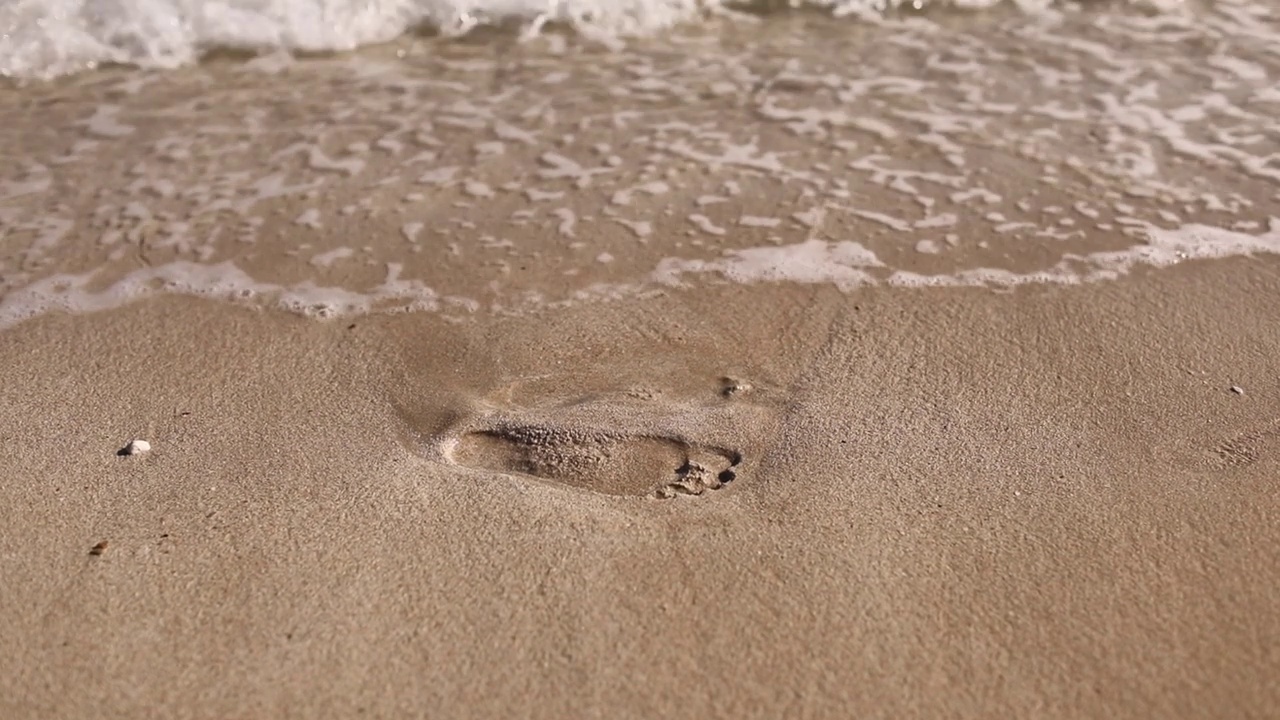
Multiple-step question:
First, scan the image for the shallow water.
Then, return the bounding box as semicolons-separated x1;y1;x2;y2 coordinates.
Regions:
0;1;1277;328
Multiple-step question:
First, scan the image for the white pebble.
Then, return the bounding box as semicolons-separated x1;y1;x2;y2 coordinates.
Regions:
1230;386;1244;395
121;439;152;455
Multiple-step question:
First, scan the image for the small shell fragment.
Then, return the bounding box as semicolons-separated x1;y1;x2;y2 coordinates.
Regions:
119;439;152;456
1230;386;1244;395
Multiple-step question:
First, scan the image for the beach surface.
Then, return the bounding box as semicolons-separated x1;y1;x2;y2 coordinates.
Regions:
4;256;1280;718
2;2;1280;717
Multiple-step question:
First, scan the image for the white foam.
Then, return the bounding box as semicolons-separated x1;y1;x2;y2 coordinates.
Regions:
310;246;355;267
2;221;1278;330
0;0;1046;80
653;238;884;290
654;221;1280;291
0;259;465;329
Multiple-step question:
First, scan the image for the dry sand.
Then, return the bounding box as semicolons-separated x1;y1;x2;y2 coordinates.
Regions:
2;255;1280;718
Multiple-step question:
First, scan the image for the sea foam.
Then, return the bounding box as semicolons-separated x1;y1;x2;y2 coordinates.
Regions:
3;0;1087;80
3;222;1278;331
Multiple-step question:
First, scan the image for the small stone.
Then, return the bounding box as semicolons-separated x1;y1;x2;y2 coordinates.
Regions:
1230;386;1244;395
119;439;152;456
720;378;753;398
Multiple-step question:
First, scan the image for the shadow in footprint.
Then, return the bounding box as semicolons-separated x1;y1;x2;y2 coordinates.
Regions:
449;422;742;498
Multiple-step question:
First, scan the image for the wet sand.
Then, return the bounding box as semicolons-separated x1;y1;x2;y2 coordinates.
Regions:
3;255;1280;718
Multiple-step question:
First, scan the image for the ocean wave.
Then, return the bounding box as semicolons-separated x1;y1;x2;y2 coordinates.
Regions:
1;0;1129;80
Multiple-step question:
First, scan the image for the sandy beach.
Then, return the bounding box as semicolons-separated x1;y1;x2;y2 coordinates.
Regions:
4;256;1280;717
3;1;1280;717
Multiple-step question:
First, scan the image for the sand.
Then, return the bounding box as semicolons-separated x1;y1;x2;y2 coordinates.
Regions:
4;5;1280;718
2;256;1279;718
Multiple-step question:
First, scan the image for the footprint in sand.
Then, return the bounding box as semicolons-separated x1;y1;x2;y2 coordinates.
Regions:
430;378;770;498
450;425;741;498
1204;419;1280;471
